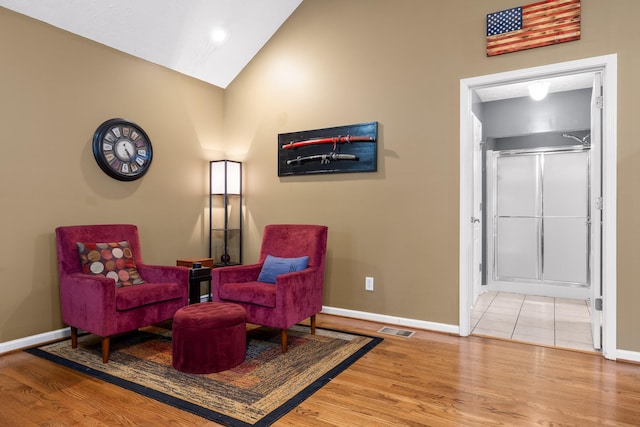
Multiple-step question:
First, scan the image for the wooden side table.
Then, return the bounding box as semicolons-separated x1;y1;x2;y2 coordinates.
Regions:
176;258;213;304
176;257;214;269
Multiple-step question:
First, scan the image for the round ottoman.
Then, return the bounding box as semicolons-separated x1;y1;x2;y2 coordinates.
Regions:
172;302;247;374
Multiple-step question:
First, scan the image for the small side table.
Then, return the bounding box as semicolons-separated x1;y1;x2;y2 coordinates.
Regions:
176;258;213;304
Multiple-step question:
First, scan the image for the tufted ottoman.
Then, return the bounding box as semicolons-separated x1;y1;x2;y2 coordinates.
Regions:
172;302;247;374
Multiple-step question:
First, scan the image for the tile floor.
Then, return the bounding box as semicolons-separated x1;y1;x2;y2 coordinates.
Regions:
471;291;596;352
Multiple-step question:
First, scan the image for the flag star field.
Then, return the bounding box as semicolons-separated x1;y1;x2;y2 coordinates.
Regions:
486;7;523;36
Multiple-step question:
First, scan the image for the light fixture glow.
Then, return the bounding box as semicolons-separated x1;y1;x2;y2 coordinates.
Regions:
210;27;228;44
528;81;550;101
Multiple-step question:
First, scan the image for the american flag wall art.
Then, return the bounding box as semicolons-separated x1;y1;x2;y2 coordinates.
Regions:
486;0;581;57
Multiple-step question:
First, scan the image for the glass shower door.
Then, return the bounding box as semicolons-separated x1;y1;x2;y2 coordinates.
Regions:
495;154;540;281
493;149;590;287
542;151;589;284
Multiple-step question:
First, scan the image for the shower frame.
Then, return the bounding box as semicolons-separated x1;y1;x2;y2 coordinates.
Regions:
488;144;591;291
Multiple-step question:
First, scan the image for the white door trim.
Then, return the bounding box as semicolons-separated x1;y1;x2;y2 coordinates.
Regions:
459;54;617;360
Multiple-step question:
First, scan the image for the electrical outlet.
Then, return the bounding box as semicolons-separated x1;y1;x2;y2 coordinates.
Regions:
365;276;374;291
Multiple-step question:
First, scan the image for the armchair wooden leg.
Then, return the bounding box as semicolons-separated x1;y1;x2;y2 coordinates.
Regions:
70;327;78;349
310;314;316;335
101;336;110;363
281;329;288;353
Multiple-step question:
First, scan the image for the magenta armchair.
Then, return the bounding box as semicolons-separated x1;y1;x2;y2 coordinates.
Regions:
212;224;328;352
55;224;189;363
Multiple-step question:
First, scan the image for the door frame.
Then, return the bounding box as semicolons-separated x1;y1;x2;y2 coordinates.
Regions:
471;113;483;305
459;54;618;360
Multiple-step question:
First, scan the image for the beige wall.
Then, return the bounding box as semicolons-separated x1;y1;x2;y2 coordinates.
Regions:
223;0;640;351
0;8;224;341
3;1;640;353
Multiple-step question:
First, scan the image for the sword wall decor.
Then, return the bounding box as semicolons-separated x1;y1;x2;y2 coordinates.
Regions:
278;121;378;177
282;135;375;150
286;152;359;165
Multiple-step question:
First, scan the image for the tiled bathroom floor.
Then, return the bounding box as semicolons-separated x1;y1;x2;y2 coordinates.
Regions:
471;291;596;352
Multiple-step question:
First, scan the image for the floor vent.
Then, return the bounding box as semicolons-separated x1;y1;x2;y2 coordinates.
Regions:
377;326;415;338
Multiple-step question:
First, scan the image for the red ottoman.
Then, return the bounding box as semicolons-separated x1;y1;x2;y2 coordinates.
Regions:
172;302;246;374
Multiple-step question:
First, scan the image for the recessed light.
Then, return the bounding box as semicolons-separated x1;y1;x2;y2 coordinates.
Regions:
528;81;550;101
210;27;228;44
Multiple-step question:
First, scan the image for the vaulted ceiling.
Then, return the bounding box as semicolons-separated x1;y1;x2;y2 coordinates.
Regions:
0;0;302;88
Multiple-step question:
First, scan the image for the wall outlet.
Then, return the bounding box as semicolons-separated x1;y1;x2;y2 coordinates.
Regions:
365;276;374;291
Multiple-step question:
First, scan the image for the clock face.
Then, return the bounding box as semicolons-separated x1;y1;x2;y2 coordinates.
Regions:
92;119;153;181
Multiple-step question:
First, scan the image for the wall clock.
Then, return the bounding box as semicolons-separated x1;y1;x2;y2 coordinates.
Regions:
92;118;153;181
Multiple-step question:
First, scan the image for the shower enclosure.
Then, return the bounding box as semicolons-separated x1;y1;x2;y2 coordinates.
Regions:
487;146;591;298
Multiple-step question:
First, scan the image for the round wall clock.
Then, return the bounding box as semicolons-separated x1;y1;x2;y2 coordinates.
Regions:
92;118;153;181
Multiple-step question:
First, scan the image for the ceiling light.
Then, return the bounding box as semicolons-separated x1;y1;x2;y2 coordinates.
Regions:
210;27;228;44
528;81;550;101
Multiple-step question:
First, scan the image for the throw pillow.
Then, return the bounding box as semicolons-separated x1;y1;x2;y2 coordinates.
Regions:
257;255;309;284
76;241;145;287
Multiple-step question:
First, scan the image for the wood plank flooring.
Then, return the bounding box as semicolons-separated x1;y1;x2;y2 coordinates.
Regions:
1;313;639;426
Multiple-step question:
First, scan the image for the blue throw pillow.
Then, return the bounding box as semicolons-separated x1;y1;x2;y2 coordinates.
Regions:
257;255;309;284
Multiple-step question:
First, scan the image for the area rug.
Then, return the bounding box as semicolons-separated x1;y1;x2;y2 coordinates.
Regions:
26;323;382;426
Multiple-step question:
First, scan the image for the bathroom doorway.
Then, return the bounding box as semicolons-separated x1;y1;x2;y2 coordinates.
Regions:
459;55;618;360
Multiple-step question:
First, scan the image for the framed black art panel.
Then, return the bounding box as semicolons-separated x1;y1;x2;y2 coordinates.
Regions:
278;122;378;176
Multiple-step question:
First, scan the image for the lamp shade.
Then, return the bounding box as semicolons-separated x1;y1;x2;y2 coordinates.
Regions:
210;160;241;195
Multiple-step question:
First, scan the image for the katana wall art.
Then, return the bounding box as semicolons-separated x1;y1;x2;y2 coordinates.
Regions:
278;121;378;176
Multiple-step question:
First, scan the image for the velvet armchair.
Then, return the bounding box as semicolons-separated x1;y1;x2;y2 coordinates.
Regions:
212;224;328;352
55;224;189;363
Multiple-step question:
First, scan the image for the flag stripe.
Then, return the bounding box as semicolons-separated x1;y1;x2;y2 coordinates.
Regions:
488;21;580;51
486;0;581;56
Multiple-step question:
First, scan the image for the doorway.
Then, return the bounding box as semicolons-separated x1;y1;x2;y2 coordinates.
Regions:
459;55;618;360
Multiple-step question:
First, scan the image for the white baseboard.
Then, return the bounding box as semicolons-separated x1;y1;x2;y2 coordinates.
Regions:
0;327;70;355
615;349;640;363
321;305;460;335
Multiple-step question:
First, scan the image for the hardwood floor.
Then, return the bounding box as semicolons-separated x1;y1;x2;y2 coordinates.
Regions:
1;313;639;426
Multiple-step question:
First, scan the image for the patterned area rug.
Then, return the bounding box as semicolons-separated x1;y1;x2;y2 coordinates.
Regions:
26;323;382;426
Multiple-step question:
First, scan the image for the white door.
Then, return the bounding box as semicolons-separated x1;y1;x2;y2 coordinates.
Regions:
590;72;603;351
472;114;483;303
